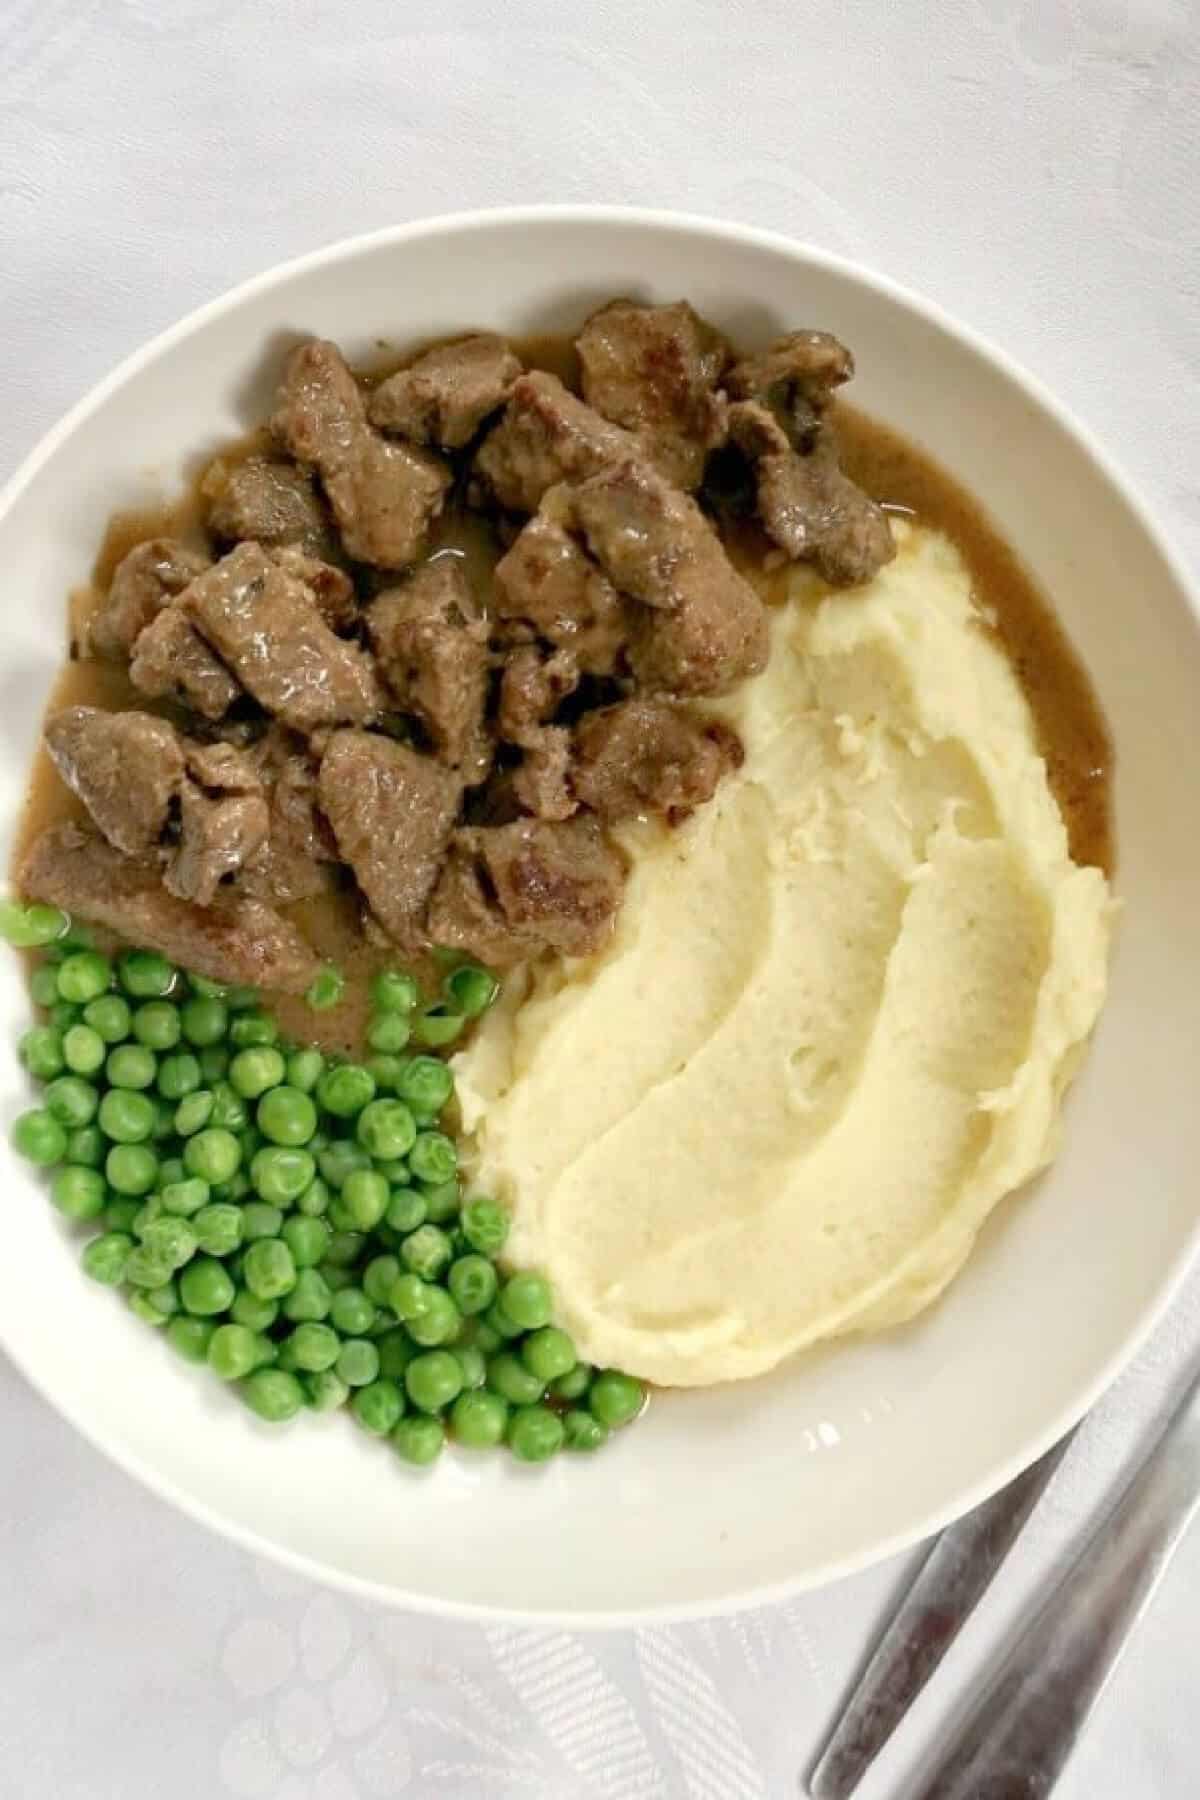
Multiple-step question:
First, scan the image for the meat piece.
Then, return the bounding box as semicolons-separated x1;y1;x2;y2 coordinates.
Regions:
368;334;522;450
427;816;625;966
577;299;730;489
493;494;628;675
44;706;184;856
318;730;462;945
497;645;579;744
182;739;263;794
201;455;335;558
474;372;641;514
273;339;450;568
727;400;894;587
512;728;576;822
268;546;357;633
725;329;855;445
166;787;270;907
89;539;209;660
367;560;490;778
572;698;742;822
22;822;319;994
241;726;336;906
572;460;768;695
129;606;242;721
180;542;382;732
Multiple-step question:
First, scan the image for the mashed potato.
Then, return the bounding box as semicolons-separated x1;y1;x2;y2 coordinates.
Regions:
455;523;1114;1386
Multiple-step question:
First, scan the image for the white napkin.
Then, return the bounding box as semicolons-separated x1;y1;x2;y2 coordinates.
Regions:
3;3;1198;1794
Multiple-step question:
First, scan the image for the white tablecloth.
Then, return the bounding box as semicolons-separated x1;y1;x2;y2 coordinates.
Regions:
3;4;1198;1795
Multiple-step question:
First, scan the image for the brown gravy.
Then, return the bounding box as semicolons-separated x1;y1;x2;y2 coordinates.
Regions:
13;334;1113;1051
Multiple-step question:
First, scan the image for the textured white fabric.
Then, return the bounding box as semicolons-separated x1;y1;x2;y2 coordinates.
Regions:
2;3;1198;1795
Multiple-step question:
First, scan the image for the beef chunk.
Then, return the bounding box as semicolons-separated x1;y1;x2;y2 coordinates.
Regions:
318;730;462;945
367;560;490;778
268;546;357;633
89;539;209;660
727;400;894;587
165;741;269;907
572;698;742;822
201;455;335;558
725;329;855;443
22;822;319;993
273;340;450;568
426;816;625;965
241;726;336;906
493;494;629;675
577;300;729;489
497;645;579;743
368;334;522;449
181;543;382;732
474;372;642;514
571;460;768;695
44;707;184;856
512;728;576;822
129;606;242;721
182;740;262;793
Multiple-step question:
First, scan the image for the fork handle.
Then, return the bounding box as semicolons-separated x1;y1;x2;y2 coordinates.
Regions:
915;1371;1200;1799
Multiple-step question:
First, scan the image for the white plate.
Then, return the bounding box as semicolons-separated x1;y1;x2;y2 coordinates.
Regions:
2;208;1198;1625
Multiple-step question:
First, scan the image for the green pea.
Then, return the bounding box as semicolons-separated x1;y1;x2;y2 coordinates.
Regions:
30;964;62;1008
83;993;131;1043
392;1414;444;1465
105;1043;157;1090
365;1054;406;1093
408;1131;457;1186
183;1127;241;1185
522;1327;576;1383
171;1090;213;1137
132;1001;181;1051
400;1223;453;1282
105;1142;158;1195
563;1409;609;1452
138;1215;196;1269
589;1370;645;1428
61;1023;106;1077
282;1321;340;1373
340;1168;389;1231
56;950;112;1004
371;969;420;1014
47;1164;104;1222
281;1215;330;1269
335;1338;380;1388
209;1082;248;1131
285;1047;325;1093
249;1145;314;1207
468;1319;503;1357
65;1123;105;1168
123;1244;174;1290
242;1237;296;1300
405;1349;463;1414
227;1046;283;1099
257;1085;317;1149
229;1010;278;1048
355;1097;417;1162
483;1299;524;1342
366;1011;411;1055
159;1175;209;1217
377;1327;417;1379
102;1197;141;1234
146;1279;180;1317
412;1007;464;1049
443;962;499;1018
322;1229;367;1269
208;1323;264;1381
451;1388;508;1448
149;1095;176;1142
395;1055;454;1115
0;898;69;947
453;1344;487;1390
362;1254;402;1307
166;1315;216;1362
155;1051;201;1100
406;1287;460;1348
179;1256;235;1317
241;1368;304;1422
128;1290;170;1328
181;995;228;1046
192;1203;243;1257
385;1187;426;1233
20;1024;65;1081
241;1201;283;1242
487;1352;545;1407
198;1045;230;1082
43;1074;99;1129
329;1286;376;1336
550;1361;593;1402
420;1179;461;1225
131;1194;163;1236
304;1369;350;1411
318;1139;372;1190
231;1289;278;1332
351;1378;405;1436
156;1156;186;1188
282;1267;332;1322
316;1063;376;1118
507;1403;564;1463
443;1254;495;1316
499;1271;553;1332
305;964;345;1011
390;1271;431;1322
118;950;176;998
79;1231;132;1285
294;1176;330;1218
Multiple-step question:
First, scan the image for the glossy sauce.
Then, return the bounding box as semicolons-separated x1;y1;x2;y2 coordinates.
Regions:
14;334;1113;1052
